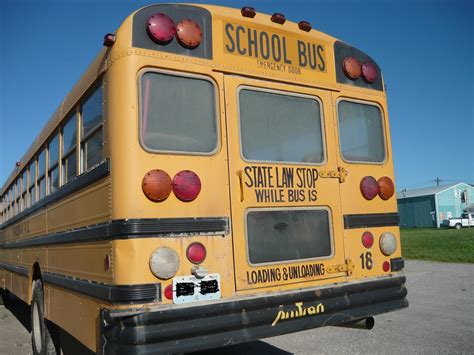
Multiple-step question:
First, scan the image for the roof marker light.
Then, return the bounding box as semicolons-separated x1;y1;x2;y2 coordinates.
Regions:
147;13;176;44
241;6;256;18
103;33;116;47
362;61;378;83
271;13;286;24
298;21;312;32
176;19;202;49
342;56;361;80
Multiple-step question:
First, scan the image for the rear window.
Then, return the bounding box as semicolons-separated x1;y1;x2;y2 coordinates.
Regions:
140;72;218;154
239;89;325;164
338;100;385;163
246;208;332;264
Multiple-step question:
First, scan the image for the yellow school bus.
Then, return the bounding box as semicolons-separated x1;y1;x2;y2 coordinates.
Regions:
0;4;407;354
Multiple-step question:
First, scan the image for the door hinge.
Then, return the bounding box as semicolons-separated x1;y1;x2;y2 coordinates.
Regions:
319;166;348;183
327;259;354;276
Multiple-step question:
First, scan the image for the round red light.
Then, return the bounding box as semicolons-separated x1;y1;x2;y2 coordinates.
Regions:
342;56;361;80
147;13;176;44
378;176;395;200
186;242;207;264
382;261;391;272
176;19;202;48
362;231;374;249
164;284;173;300
361;61;378;83
142;170;173;202
173;170;201;202
360;176;379;200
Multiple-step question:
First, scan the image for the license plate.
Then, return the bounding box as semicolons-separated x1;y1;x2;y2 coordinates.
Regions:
172;273;221;304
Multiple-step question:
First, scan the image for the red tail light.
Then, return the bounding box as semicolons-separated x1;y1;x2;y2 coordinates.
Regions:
382;261;390;272
173;170;201;201
360;176;379;200
362;231;374;248
342;56;361;80
147;13;176;44
186;242;207;264
362;61;378;83
164;284;173;300
142;170;173;202
176;19;202;48
378;176;395;200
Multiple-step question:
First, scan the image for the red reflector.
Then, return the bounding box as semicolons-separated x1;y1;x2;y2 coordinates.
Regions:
382;261;390;272
271;13;286;24
342;56;361;80
241;6;256;18
378;176;395;200
147;13;176;44
103;33;116;47
362;231;374;248
164;284;173;300
360;176;379;200
142;170;173;202
298;21;312;32
186;243;207;264
104;254;111;271
176;19;202;48
362;61;378;83
173;170;201;202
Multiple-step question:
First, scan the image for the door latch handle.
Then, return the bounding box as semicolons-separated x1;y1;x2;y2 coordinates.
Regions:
236;170;244;202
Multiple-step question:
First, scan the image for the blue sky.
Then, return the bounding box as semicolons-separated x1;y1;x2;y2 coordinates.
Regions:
1;0;473;191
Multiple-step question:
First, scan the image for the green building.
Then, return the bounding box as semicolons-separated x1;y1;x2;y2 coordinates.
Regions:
397;182;474;228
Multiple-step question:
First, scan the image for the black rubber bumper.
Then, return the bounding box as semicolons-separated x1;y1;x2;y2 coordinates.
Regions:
99;275;408;354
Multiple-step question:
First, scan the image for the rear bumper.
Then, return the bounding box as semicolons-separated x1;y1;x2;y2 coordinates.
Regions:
99;275;408;354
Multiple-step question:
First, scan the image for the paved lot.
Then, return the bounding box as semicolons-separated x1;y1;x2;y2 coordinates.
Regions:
1;260;473;354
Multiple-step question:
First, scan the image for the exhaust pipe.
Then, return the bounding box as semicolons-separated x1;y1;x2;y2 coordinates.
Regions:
336;317;375;330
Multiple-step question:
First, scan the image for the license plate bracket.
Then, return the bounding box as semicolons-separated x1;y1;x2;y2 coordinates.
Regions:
172;273;221;304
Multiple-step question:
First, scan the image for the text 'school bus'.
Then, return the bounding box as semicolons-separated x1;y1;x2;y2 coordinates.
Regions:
0;4;407;354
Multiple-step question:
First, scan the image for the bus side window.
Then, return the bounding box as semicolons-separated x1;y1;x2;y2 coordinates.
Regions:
38;149;46;200
28;160;37;206
62;114;77;184
22;169;27;211
81;84;103;172
15;179;20;214
48;133;60;194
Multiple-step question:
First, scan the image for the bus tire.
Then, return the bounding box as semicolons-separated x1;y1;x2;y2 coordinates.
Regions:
455;223;462;230
31;280;56;355
0;288;11;306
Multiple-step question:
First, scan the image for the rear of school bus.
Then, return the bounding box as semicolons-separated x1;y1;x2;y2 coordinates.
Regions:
100;4;408;353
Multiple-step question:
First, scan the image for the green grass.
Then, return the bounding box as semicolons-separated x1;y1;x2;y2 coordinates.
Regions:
401;227;474;263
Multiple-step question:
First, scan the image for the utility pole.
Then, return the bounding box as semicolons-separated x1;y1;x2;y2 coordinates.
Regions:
433;177;443;186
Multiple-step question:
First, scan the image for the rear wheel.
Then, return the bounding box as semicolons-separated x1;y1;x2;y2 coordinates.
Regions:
455;223;462;230
31;280;57;355
0;288;11;306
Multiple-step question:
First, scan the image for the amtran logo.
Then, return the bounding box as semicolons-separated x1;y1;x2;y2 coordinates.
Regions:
271;302;325;326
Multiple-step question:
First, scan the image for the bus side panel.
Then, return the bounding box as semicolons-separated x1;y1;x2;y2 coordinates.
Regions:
48;284;103;352
47;178;111;234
